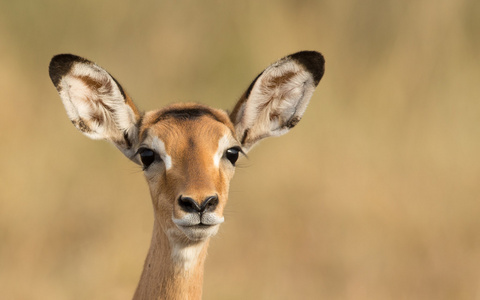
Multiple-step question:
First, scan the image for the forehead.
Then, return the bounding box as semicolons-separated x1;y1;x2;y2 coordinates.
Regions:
140;104;237;149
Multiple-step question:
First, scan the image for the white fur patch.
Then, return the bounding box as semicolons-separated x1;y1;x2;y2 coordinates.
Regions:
167;229;205;272
173;213;201;227
151;137;172;170
201;212;225;225
173;243;203;271
213;134;231;168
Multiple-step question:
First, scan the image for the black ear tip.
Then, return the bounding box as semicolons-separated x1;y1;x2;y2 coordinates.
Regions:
48;54;90;87
290;51;325;86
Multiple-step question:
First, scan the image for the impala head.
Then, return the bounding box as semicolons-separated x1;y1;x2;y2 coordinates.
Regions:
49;51;325;245
139;104;240;242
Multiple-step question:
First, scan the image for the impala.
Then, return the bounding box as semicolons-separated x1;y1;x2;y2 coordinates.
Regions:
49;51;325;299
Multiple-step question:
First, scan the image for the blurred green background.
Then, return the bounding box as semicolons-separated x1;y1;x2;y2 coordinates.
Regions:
1;0;479;299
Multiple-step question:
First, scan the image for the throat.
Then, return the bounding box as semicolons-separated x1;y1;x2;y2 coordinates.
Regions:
133;223;210;300
170;237;208;271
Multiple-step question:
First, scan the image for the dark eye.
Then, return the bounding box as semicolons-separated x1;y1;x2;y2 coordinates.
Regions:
225;147;241;166
138;148;156;169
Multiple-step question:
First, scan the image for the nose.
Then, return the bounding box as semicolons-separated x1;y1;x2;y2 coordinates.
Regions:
178;195;219;213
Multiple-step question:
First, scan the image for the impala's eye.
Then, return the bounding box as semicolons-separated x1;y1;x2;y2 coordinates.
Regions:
225;147;241;166
138;148;156;169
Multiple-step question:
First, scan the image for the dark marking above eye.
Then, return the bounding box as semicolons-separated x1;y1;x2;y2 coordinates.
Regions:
153;108;221;123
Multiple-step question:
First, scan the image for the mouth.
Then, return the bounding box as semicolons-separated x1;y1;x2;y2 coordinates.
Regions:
177;222;215;231
176;223;220;241
172;213;225;241
188;223;213;228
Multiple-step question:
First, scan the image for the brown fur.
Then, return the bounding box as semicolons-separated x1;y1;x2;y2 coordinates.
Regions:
134;221;209;300
133;103;238;299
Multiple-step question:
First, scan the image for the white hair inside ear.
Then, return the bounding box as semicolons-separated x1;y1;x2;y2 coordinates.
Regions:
230;51;325;152
49;54;141;162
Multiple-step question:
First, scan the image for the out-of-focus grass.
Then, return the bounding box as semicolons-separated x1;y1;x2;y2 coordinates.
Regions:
0;0;479;299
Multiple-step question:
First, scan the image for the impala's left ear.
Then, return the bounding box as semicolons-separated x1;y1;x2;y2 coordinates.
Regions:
49;54;142;162
229;51;325;152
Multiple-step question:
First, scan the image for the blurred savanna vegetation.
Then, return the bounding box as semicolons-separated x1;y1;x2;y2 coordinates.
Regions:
1;0;479;299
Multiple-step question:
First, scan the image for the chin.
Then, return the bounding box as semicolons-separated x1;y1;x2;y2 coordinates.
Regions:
178;224;221;242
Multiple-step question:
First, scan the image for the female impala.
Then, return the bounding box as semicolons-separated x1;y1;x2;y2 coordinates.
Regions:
49;51;324;299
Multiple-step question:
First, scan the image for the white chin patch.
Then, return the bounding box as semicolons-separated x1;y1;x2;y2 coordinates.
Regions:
167;229;207;271
167;224;220;271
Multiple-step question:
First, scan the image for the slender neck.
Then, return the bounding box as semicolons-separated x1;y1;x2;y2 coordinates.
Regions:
133;220;210;300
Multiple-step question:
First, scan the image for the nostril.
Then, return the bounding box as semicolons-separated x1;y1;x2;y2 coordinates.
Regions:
178;196;201;213
201;195;219;213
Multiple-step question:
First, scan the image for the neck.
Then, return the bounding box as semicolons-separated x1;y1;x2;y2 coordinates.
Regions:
133;220;209;300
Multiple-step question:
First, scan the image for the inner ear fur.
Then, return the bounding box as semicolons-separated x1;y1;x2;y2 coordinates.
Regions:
49;54;142;161
230;51;325;151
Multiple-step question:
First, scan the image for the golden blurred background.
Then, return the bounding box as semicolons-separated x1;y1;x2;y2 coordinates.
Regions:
1;0;479;299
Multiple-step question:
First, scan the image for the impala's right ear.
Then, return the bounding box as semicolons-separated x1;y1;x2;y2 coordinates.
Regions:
49;54;141;162
230;51;325;152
